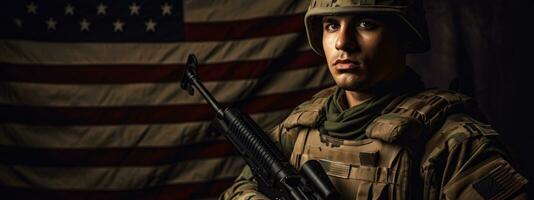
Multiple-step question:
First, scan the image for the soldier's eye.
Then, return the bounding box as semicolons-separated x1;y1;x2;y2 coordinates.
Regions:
324;23;339;32
357;20;378;30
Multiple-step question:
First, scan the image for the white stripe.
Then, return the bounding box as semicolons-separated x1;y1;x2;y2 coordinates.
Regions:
0;156;245;189
0;34;311;65
0;109;291;148
0;65;332;106
183;0;308;22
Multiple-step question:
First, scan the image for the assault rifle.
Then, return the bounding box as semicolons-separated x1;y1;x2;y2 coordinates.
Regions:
181;54;338;200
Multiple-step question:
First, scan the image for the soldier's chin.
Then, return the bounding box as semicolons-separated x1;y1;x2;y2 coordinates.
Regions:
334;74;370;92
337;81;369;92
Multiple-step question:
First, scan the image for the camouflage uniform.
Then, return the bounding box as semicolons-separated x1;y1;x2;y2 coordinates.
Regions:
220;87;527;199
220;0;528;199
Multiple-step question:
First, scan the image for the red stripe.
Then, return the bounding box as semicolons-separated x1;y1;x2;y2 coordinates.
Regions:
0;51;323;84
184;13;305;41
0;140;237;167
0;87;329;125
0;177;235;200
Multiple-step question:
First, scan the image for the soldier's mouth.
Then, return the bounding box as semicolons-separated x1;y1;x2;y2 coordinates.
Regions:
333;59;361;71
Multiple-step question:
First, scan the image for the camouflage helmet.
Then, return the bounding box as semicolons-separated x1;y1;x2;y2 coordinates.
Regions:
305;0;430;55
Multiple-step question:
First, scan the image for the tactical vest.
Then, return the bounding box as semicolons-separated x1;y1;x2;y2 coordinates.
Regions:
286;87;473;200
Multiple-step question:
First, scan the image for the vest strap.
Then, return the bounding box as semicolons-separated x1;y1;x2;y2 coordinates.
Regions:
366;89;474;144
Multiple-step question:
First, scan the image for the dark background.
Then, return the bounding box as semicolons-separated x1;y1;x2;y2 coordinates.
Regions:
410;0;534;194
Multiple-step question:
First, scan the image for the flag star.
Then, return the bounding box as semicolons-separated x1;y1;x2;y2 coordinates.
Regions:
129;2;141;16
65;4;75;15
13;18;23;28
145;19;157;32
113;19;125;32
80;18;90;31
97;2;108;15
161;2;173;16
45;17;57;31
26;2;38;14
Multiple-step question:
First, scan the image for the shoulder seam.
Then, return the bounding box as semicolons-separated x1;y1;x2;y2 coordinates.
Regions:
281;86;335;129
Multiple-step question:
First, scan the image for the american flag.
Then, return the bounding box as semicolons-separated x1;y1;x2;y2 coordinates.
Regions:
0;0;333;199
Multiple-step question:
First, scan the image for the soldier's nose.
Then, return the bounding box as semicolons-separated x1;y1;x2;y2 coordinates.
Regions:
335;26;357;52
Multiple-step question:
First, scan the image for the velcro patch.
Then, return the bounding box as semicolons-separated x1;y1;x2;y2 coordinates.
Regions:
473;175;503;199
473;160;528;199
359;151;378;167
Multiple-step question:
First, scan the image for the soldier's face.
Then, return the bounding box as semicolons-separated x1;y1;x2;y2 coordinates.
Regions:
322;15;405;91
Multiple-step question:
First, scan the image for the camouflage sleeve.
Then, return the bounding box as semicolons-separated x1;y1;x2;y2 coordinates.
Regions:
218;165;269;200
219;123;300;200
420;113;528;200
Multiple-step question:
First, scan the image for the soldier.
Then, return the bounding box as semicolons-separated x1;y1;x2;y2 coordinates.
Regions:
221;0;528;199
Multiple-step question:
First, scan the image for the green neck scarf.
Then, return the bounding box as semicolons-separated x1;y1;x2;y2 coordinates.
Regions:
322;67;424;139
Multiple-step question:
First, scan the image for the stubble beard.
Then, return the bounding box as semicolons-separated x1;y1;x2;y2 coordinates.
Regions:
332;67;373;92
334;77;371;92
